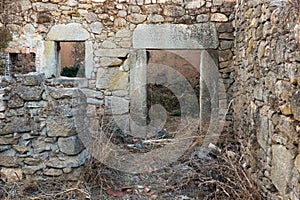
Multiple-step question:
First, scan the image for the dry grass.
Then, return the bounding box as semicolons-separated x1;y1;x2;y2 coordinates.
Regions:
0;118;263;200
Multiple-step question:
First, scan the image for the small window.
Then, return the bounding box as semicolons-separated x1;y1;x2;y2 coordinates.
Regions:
10;53;36;74
56;41;85;78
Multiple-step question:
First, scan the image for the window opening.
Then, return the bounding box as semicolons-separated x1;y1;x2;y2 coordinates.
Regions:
57;41;85;78
9;52;36;74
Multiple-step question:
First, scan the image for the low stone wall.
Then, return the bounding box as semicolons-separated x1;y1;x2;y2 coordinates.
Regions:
233;0;300;198
0;73;104;182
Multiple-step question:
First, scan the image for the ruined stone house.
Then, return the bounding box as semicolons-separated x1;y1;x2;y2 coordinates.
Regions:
0;0;299;198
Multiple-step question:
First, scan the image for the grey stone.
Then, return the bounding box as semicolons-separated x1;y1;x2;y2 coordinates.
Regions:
87;98;104;105
17;73;44;86
46;116;76;137
163;6;185;17
44;168;63;176
218;22;234;33
20;0;32;11
46;23;89;41
91;22;103;34
271;145;293;196
81;89;103;99
95;49;128;57
96;68;129;90
7;93;24;108
46;150;88;168
105;96;129;115
0;145;11;152
84;12;97;23
85;41;94;79
100;57;123;67
26;101;47;108
2;117;31;135
0;156;17;167
147;14;164;23
129;50;147;137
291;90;300;121
127;14;147;24
42;41;57;78
101;40;117;49
116;29;132;38
47;87;76;99
35;2;58;11
196;14;209;22
133;23;219;49
257;116;268;151
220;41;233;50
58;136;84;155
17;86;43;101
0;99;6;112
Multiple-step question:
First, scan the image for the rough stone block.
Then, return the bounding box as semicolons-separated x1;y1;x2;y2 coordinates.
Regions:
133;23;219;49
96;68;129;90
58;136;84;155
17;86;43;101
46;23;89;41
46;116;76;137
271;145;293;196
91;22;103;34
95;49;128;57
105;96;129;115
292;90;300;121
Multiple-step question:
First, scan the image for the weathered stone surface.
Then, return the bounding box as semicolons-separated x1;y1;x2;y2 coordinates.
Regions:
81;89;103;99
44;168;63;176
0;168;23;183
47;87;76;99
105;96;129;115
46;116;76;137
46;23;89;41
127;14;147;23
133;23;218;49
58;136;84;155
90;22;103;34
100;57;123;67
0;99;6;112
17;86;43;101
0;137;18;145
7;94;24;108
257;116;268;151
271;145;293;195
211;13;228;22
0;156;17;167
46;150;88;168
84;12;97;23
94;49;128;57
147;14;164;23
101;40;117;49
291;90;300;121
218;22;234;33
96;68;129;90
163;6;185;17
2;117;31;134
115;29;132;38
13;145;31;154
196;14;209;22
17;73;44;86
35;2;58;11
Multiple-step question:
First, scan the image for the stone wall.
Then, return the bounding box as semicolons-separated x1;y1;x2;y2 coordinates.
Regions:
0;73;104;182
233;0;300;198
0;0;236;138
0;0;236;182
